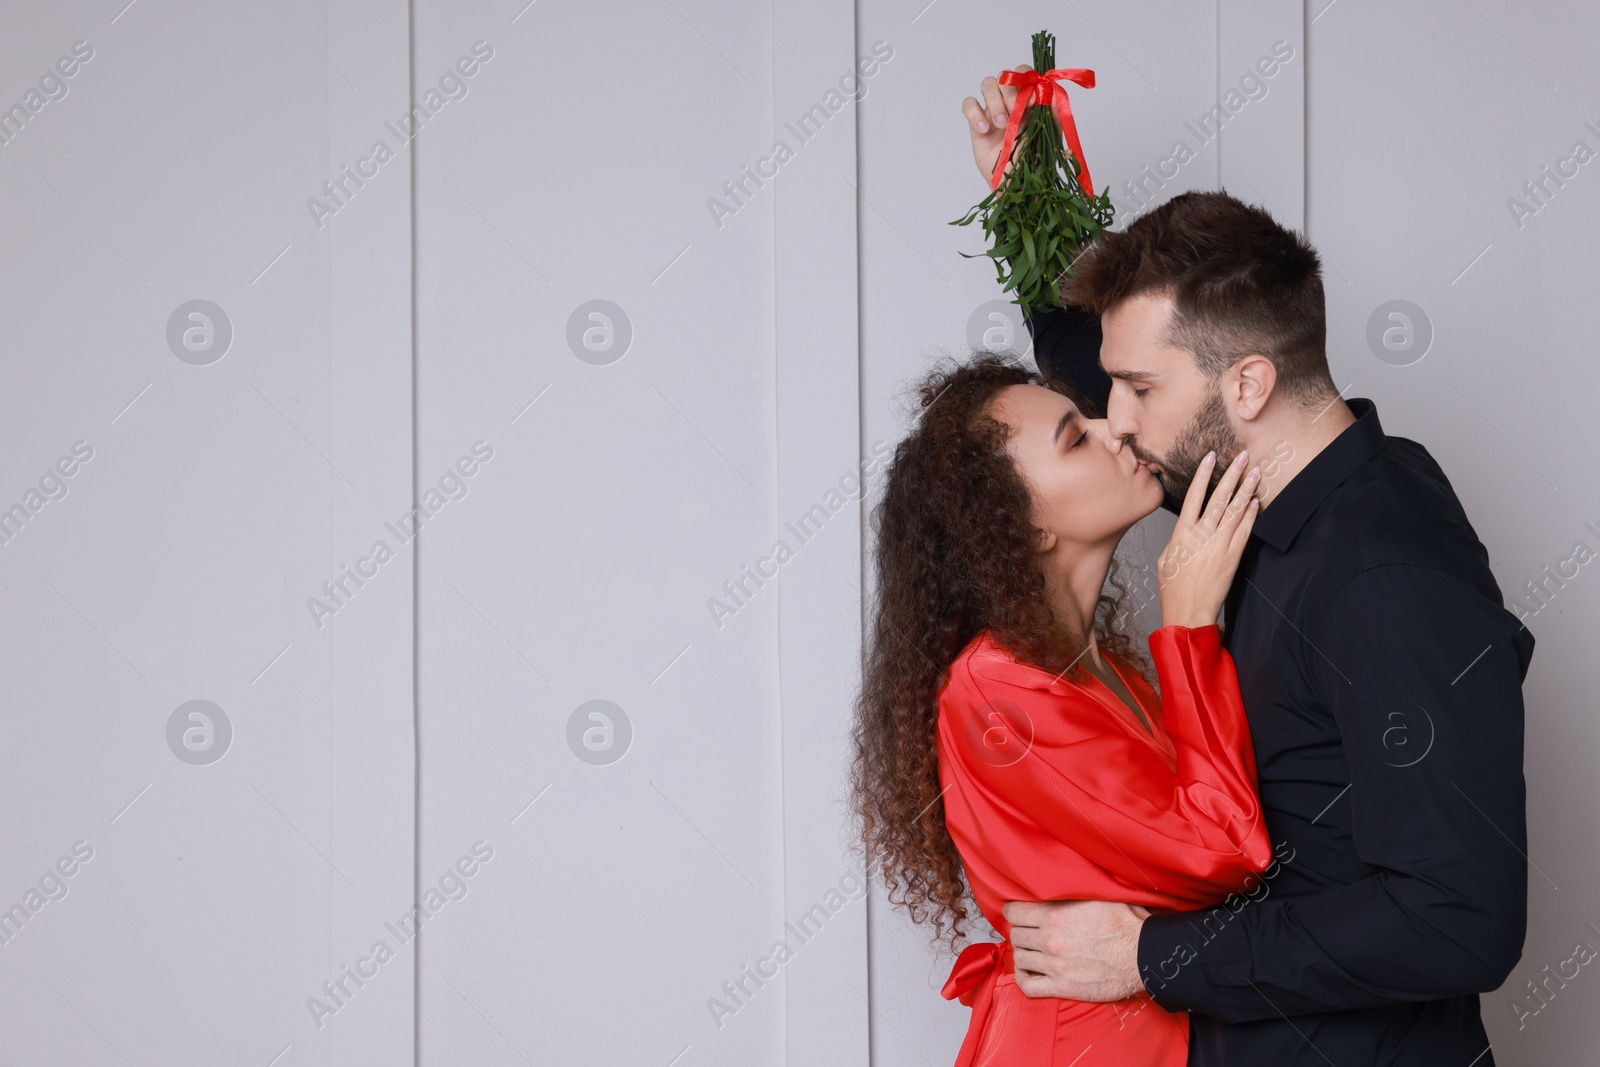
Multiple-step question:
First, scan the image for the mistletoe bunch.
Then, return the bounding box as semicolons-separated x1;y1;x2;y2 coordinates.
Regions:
951;31;1115;317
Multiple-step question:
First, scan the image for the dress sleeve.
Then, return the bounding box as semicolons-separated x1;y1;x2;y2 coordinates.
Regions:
941;625;1271;909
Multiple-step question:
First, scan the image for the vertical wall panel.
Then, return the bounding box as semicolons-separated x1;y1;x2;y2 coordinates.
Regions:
410;2;802;1064
0;1;415;1064
772;1;871;1064
1219;0;1305;227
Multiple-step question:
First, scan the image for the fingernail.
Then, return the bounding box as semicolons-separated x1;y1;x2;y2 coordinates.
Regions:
978;119;989;132
1247;467;1260;482
1249;498;1260;509
1234;451;1248;467
1203;451;1216;466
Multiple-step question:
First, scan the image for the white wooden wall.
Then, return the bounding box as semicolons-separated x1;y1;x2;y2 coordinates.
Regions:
0;1;1594;1065
0;1;415;1064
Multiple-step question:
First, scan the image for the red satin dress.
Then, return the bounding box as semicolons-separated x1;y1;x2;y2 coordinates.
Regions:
935;624;1271;1067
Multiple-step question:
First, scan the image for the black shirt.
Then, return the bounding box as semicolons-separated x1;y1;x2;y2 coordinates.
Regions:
1030;308;1534;1066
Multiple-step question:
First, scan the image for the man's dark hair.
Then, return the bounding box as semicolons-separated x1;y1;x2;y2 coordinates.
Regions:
1059;191;1334;403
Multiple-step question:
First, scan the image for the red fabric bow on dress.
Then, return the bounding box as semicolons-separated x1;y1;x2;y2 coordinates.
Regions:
942;940;1015;1066
989;67;1097;198
942;939;1013;1006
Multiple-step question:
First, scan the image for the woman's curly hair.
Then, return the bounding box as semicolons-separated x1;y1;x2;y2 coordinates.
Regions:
848;351;1149;951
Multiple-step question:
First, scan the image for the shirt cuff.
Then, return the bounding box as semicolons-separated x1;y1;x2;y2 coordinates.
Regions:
1137;910;1213;1013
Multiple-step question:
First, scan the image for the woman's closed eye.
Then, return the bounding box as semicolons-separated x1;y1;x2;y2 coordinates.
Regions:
1071;428;1089;449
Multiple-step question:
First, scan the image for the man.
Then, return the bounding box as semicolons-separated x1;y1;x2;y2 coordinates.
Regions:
959;76;1534;1065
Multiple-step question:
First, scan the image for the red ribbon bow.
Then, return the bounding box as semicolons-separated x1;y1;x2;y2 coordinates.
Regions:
942;940;1015;1067
941;939;1013;1006
990;67;1097;198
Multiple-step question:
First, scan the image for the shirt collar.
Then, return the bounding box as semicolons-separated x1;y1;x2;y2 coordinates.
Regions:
1252;397;1386;553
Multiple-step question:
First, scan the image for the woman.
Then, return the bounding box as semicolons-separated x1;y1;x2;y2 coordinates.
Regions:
850;353;1271;1066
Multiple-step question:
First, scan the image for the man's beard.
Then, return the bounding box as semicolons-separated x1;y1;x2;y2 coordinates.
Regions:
1130;382;1244;502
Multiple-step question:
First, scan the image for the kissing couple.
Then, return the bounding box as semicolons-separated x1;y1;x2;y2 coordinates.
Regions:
849;69;1534;1067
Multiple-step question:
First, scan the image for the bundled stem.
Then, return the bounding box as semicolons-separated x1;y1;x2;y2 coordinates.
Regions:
951;31;1115;317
